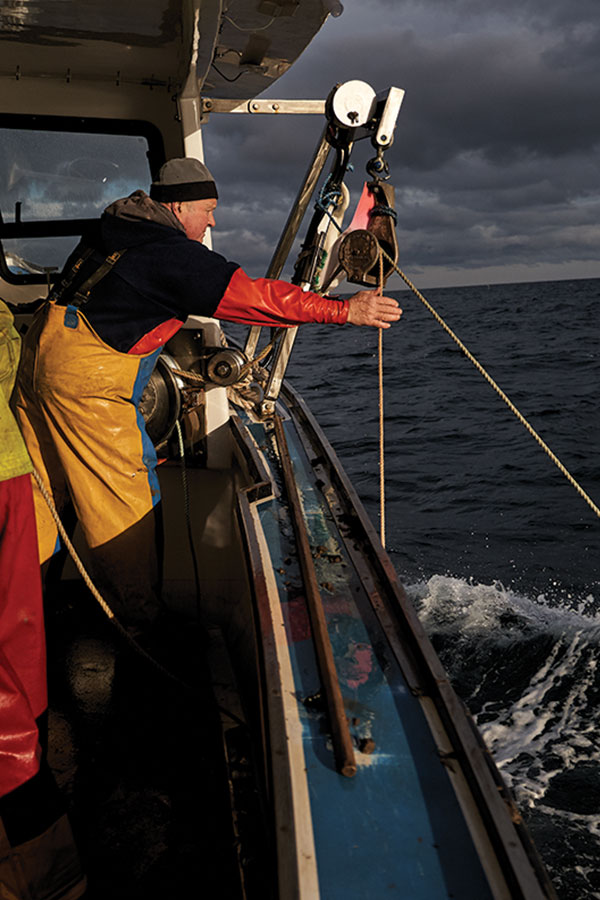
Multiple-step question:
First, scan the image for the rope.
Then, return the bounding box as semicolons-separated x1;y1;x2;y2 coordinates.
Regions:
371;204;398;224
170;335;276;386
175;420;202;617
32;467;115;621
170;367;204;383
316;177;344;233
239;335;277;377
31;466;196;690
378;327;385;547
380;249;600;521
32;464;249;730
377;252;386;547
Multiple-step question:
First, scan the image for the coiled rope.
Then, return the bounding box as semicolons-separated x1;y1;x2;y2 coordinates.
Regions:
379;248;600;521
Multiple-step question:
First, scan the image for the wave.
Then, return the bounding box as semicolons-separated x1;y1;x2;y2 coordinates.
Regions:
407;575;600;899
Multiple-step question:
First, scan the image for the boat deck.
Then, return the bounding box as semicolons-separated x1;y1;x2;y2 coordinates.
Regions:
44;582;254;899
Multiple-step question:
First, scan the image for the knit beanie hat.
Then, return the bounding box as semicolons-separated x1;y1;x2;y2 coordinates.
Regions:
150;158;218;202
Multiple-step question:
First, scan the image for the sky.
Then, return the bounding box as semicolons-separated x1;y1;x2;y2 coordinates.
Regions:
204;0;600;289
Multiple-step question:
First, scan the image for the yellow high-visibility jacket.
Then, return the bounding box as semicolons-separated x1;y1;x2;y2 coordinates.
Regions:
0;301;31;481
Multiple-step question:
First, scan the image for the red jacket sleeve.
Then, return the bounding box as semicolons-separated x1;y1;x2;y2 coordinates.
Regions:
213;268;349;327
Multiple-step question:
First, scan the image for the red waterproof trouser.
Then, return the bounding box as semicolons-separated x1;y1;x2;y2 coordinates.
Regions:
0;474;46;798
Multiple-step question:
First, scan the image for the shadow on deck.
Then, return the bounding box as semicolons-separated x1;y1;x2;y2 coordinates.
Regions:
44;583;247;900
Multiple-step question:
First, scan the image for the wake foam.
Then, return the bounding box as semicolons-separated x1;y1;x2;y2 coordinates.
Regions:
405;575;600;899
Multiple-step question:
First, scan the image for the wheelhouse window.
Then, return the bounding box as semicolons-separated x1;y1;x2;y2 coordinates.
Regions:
0;117;163;284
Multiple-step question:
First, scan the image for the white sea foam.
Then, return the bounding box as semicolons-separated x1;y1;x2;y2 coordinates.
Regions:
405;574;600;892
406;574;600;766
408;574;600;636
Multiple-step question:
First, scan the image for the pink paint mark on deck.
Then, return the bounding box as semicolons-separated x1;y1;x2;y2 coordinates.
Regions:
339;642;374;690
282;594;358;644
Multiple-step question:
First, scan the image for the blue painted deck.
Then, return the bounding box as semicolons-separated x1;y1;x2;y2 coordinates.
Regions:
249;416;493;899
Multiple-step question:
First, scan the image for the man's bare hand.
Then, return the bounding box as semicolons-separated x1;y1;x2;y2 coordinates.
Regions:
346;290;402;329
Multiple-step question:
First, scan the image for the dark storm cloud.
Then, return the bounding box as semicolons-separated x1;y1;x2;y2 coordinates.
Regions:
206;0;600;285
205;114;325;275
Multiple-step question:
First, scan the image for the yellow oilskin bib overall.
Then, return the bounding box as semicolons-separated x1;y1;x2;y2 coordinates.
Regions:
15;301;163;625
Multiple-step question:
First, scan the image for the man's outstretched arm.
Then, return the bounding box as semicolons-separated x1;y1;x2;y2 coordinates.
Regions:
213;269;402;329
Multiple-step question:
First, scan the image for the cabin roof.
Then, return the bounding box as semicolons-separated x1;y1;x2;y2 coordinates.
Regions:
0;0;328;100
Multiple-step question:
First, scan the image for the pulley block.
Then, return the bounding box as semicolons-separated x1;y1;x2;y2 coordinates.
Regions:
338;230;379;283
337;181;398;287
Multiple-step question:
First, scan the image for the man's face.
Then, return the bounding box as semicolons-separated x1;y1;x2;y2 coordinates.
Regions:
172;198;217;243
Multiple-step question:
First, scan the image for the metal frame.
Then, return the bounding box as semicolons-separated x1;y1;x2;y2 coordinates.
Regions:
243;83;405;418
200;97;326;118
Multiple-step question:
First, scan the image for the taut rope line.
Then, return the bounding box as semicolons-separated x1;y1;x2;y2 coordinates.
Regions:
381;249;600;521
378;327;385;547
377;251;386;548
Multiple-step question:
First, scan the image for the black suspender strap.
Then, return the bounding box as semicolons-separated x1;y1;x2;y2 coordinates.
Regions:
50;248;127;309
70;249;127;309
49;247;95;304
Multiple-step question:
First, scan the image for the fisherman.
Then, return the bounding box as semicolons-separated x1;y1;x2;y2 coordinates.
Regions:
0;300;85;900
14;157;401;627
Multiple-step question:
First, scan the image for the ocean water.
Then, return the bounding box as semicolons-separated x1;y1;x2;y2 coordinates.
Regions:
265;277;600;899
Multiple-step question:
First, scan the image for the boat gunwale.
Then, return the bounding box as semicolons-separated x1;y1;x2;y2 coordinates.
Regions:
277;379;558;900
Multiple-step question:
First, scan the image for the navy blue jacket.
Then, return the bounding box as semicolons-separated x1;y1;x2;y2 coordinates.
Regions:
55;211;240;353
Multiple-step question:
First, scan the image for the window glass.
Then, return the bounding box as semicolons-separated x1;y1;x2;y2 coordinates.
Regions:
0;130;150;221
3;236;80;276
0;128;152;275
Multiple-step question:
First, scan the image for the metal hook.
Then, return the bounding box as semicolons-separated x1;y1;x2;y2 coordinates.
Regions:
366;146;390;181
